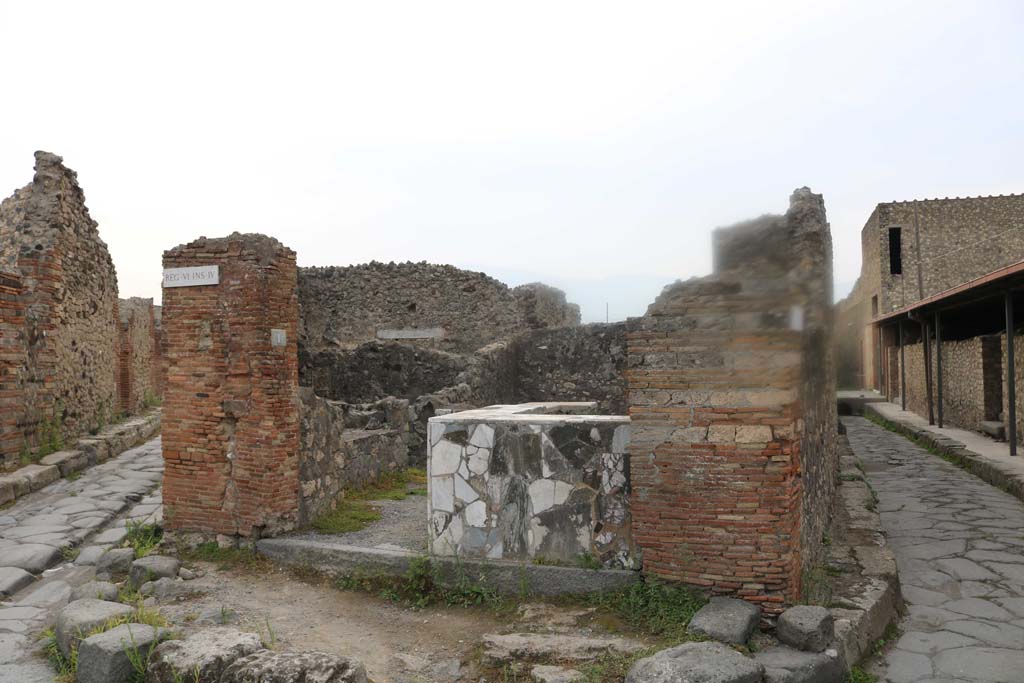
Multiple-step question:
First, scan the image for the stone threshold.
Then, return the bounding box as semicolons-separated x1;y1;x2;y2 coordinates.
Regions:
0;410;162;507
256;537;640;596
827;431;903;670
865;401;1024;503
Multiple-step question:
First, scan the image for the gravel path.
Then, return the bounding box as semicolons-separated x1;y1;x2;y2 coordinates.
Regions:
845;417;1024;683
0;437;163;682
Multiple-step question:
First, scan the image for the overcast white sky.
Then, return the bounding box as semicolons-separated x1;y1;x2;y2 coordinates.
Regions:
1;1;1021;322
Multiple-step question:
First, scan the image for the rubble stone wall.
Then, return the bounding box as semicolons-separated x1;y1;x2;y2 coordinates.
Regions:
902;335;1003;433
427;404;635;568
162;233;300;539
626;188;838;612
298;262;578;354
0;152;120;469
118;297;159;415
510;323;627;414
298;388;409;523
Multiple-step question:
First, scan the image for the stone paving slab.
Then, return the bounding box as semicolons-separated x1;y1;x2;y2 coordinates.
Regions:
0;436;163;681
845;416;1024;682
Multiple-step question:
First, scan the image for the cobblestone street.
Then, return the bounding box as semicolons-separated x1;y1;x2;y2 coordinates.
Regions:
846;417;1024;683
0;438;163;682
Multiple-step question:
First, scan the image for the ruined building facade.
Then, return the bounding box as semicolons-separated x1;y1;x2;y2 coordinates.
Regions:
837;194;1024;444
837;194;1024;390
0;153;163;470
627;188;838;611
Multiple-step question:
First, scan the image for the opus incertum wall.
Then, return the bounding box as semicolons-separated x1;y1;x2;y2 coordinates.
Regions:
161;233;301;540
427;403;636;568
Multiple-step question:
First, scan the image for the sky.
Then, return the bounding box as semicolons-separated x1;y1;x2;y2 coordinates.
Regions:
0;1;1021;322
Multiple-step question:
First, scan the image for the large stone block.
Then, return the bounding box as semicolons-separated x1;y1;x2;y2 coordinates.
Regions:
776;605;834;653
54;598;134;658
626;641;764;683
97;547;135;576
687;597;760;645
2;543;61;573
146;627;264;683
753;646;844;683
77;623;166;683
129;555;180;589
219;649;368;683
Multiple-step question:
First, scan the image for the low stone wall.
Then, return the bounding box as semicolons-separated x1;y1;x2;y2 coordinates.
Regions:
299;342;472;403
511;323;627;414
298;389;409;523
298;262;578;354
0;409;161;506
427;403;635;568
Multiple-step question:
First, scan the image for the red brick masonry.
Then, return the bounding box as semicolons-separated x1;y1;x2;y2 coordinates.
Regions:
162;233;300;539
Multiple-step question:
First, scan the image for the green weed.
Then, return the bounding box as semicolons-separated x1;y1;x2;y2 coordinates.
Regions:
583;580;705;641
846;666;879;683
123;520;163;558
312;468;428;534
183;542;268;571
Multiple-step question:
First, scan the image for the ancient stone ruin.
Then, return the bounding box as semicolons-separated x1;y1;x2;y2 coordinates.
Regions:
159;188;838;617
626;188;837;611
0;152;163;470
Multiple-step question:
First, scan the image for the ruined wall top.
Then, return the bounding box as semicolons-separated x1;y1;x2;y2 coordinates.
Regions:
164;232;295;264
0;151;110;273
298;261;579;354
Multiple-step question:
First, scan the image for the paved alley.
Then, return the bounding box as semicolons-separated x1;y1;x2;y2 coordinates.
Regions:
846;417;1024;683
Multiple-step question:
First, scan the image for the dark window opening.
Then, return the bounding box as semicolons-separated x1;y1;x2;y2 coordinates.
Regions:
871;295;878;318
888;227;903;275
406;302;417;312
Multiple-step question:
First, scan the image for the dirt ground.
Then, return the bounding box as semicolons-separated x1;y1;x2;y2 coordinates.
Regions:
159;561;511;683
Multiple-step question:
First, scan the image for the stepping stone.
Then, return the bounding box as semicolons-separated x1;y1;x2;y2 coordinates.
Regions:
71;581;120;602
687;597;760;645
96;548;135;576
627;641;763;683
77;623;169;683
147;627;263;683
753;646;843;683
0;567;34;597
55;599;134;658
776;605;834;652
482;633;644;665
220;650;368;683
1;544;61;573
129;555;180;589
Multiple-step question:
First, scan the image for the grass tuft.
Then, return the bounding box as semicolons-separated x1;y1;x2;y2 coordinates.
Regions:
583;579;706;642
312;468;427;534
123;521;163;558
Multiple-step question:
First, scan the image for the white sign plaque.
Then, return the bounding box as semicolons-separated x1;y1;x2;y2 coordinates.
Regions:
163;265;220;288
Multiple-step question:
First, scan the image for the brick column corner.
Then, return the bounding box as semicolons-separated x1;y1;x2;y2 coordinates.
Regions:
161;233;300;541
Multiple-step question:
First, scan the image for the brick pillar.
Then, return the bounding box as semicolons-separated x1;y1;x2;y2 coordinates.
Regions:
627;188;836;614
0;271;26;470
162;233;300;540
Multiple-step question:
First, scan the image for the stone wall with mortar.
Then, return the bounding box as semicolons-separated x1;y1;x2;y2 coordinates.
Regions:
837;195;1024;391
0;152;120;469
162;233;300;539
626;188;838;613
510;323;627;414
901;336;1003;433
427;404;635;568
298;262;578;354
1001;334;1024;447
512;282;581;329
117;297;160;415
298;388;409;523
